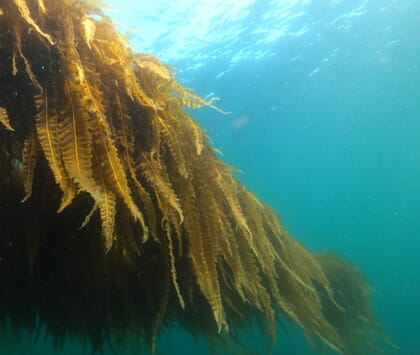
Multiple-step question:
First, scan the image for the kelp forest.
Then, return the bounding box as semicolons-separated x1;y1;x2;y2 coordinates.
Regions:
0;1;383;354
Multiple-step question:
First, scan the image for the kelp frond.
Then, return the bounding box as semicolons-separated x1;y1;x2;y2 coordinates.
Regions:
0;107;14;131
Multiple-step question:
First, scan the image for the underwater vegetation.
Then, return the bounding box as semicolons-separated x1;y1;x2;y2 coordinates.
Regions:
0;0;383;353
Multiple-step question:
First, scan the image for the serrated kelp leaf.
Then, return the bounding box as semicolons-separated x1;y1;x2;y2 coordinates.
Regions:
0;107;15;131
34;91;76;211
13;0;54;45
21;131;39;202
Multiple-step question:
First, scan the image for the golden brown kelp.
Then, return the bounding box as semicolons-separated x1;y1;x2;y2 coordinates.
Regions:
0;0;381;353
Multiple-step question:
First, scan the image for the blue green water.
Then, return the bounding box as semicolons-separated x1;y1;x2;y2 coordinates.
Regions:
120;0;419;353
3;0;419;354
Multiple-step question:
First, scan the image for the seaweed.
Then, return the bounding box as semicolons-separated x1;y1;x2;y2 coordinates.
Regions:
0;1;383;353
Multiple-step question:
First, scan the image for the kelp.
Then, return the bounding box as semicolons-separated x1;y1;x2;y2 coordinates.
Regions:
0;0;383;353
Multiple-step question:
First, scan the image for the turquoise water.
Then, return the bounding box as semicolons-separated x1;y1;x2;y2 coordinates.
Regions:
112;0;418;353
3;0;419;354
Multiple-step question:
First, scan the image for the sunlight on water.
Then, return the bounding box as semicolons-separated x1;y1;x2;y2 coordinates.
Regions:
104;0;400;79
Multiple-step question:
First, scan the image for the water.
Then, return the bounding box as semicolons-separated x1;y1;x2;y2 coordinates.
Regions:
4;0;420;354
105;1;419;354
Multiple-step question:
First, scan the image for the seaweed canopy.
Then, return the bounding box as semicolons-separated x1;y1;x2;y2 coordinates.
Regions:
0;0;381;353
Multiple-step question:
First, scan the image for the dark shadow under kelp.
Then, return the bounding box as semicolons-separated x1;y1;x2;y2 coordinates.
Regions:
0;0;384;353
